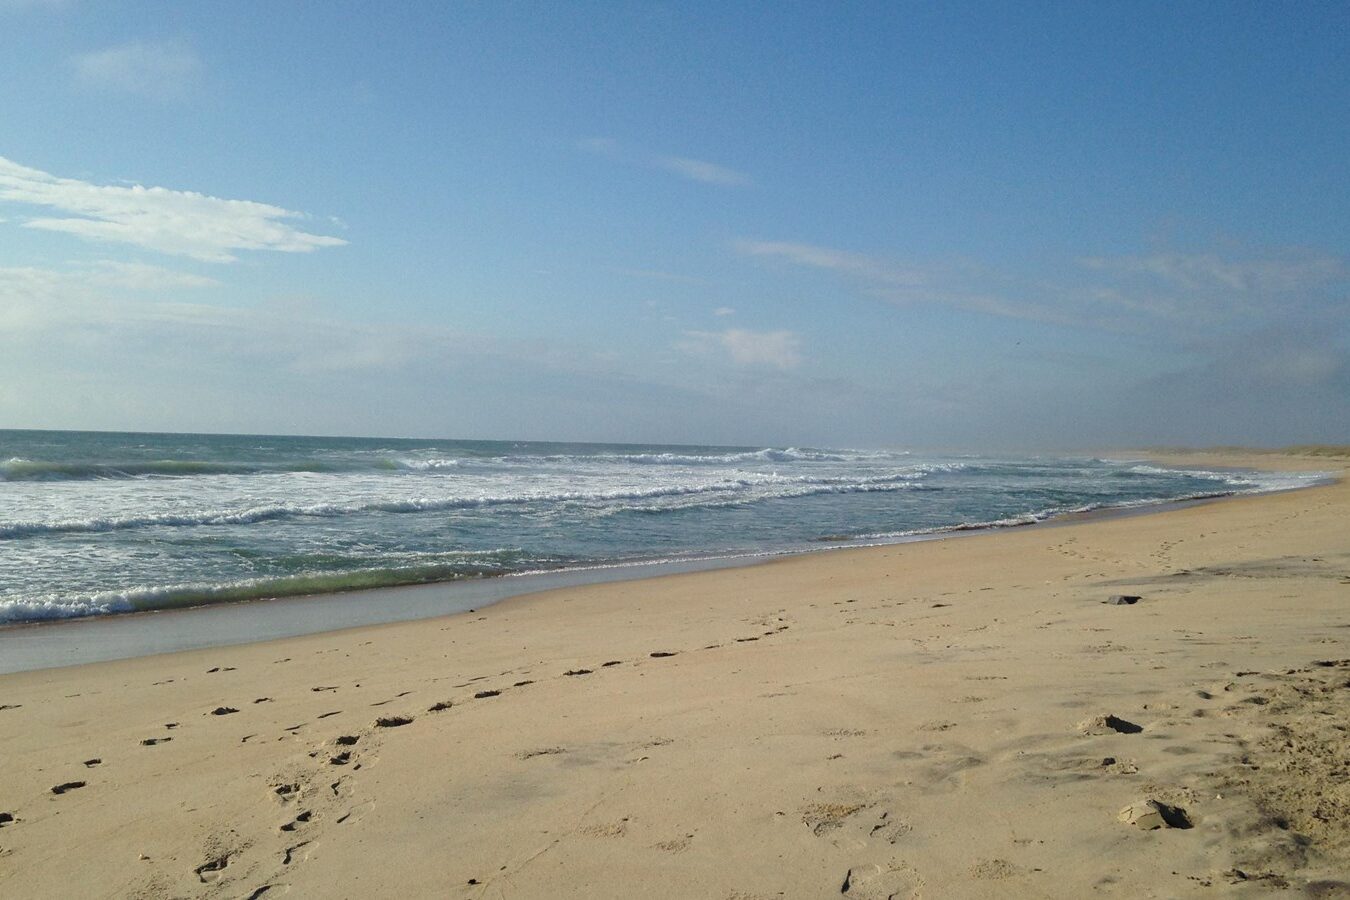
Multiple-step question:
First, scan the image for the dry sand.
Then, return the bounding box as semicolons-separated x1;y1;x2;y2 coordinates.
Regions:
1;450;1348;899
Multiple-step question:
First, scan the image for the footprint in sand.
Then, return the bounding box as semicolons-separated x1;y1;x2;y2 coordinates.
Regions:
970;858;1025;880
279;810;312;832
374;716;413;728
334;799;375;825
801;801;867;836
866;811;912;845
578;817;629;838
140;737;172;746
516;747;567;760
0;812;14;827
653;834;694;852
194;855;230;883
840;861;923;898
474;689;502;699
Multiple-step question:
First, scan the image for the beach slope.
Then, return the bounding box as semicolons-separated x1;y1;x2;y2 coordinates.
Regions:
1;450;1348;898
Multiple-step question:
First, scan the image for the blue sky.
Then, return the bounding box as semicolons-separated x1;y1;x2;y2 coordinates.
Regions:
1;1;1347;448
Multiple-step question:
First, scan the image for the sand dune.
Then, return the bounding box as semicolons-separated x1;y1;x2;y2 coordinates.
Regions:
1;450;1347;898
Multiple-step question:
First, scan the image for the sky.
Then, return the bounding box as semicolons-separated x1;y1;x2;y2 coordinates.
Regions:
1;1;1347;449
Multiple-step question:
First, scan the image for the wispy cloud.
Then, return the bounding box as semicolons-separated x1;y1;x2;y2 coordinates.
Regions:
713;306;735;316
737;238;1039;324
580;137;751;188
83;260;219;290
653;156;751;187
735;239;924;286
1080;251;1345;295
737;237;1350;335
0;262;435;374
0;156;347;262
71;39;201;100
0;261;215;335
680;328;802;369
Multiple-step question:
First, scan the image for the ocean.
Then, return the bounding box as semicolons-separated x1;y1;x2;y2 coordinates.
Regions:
0;430;1322;626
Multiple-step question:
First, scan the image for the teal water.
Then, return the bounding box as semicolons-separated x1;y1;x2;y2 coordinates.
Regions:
0;430;1323;624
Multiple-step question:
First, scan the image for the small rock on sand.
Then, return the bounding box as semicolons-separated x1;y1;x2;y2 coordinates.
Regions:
1118;798;1192;830
1079;714;1144;734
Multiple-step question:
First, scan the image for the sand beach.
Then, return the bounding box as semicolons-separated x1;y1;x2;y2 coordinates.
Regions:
1;449;1348;898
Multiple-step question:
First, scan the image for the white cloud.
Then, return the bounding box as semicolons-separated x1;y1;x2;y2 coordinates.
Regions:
71;39;201;100
0;262;426;373
654;156;751;187
735;239;924;286
0;262;217;334
83;260;219;290
713;306;735;316
681;328;801;369
0;156;347;262
1079;251;1346;294
580;137;751;188
737;236;1350;335
736;238;1031;322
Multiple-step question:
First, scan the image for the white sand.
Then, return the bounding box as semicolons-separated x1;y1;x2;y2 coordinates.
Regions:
1;450;1347;898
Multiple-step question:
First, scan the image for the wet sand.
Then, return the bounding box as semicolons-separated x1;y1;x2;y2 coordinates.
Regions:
1;449;1347;898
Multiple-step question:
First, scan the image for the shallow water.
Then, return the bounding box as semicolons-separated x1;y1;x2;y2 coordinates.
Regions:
0;430;1322;625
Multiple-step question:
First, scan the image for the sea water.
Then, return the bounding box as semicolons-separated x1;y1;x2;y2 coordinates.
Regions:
0;430;1322;625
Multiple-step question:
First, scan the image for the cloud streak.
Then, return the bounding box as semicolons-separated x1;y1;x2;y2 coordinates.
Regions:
1080;251;1346;295
737;237;1350;336
653;156;751;187
0;156;347;262
680;328;802;369
735;240;924;286
580;138;751;188
71;39;202;100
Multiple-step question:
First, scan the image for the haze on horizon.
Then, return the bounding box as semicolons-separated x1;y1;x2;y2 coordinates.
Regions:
1;2;1346;451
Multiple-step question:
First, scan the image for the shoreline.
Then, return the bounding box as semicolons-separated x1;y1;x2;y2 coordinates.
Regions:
1;448;1348;897
0;457;1331;675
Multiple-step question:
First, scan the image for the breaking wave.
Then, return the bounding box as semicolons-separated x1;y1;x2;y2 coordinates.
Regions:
1;446;915;482
0;556;531;624
0;470;945;539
